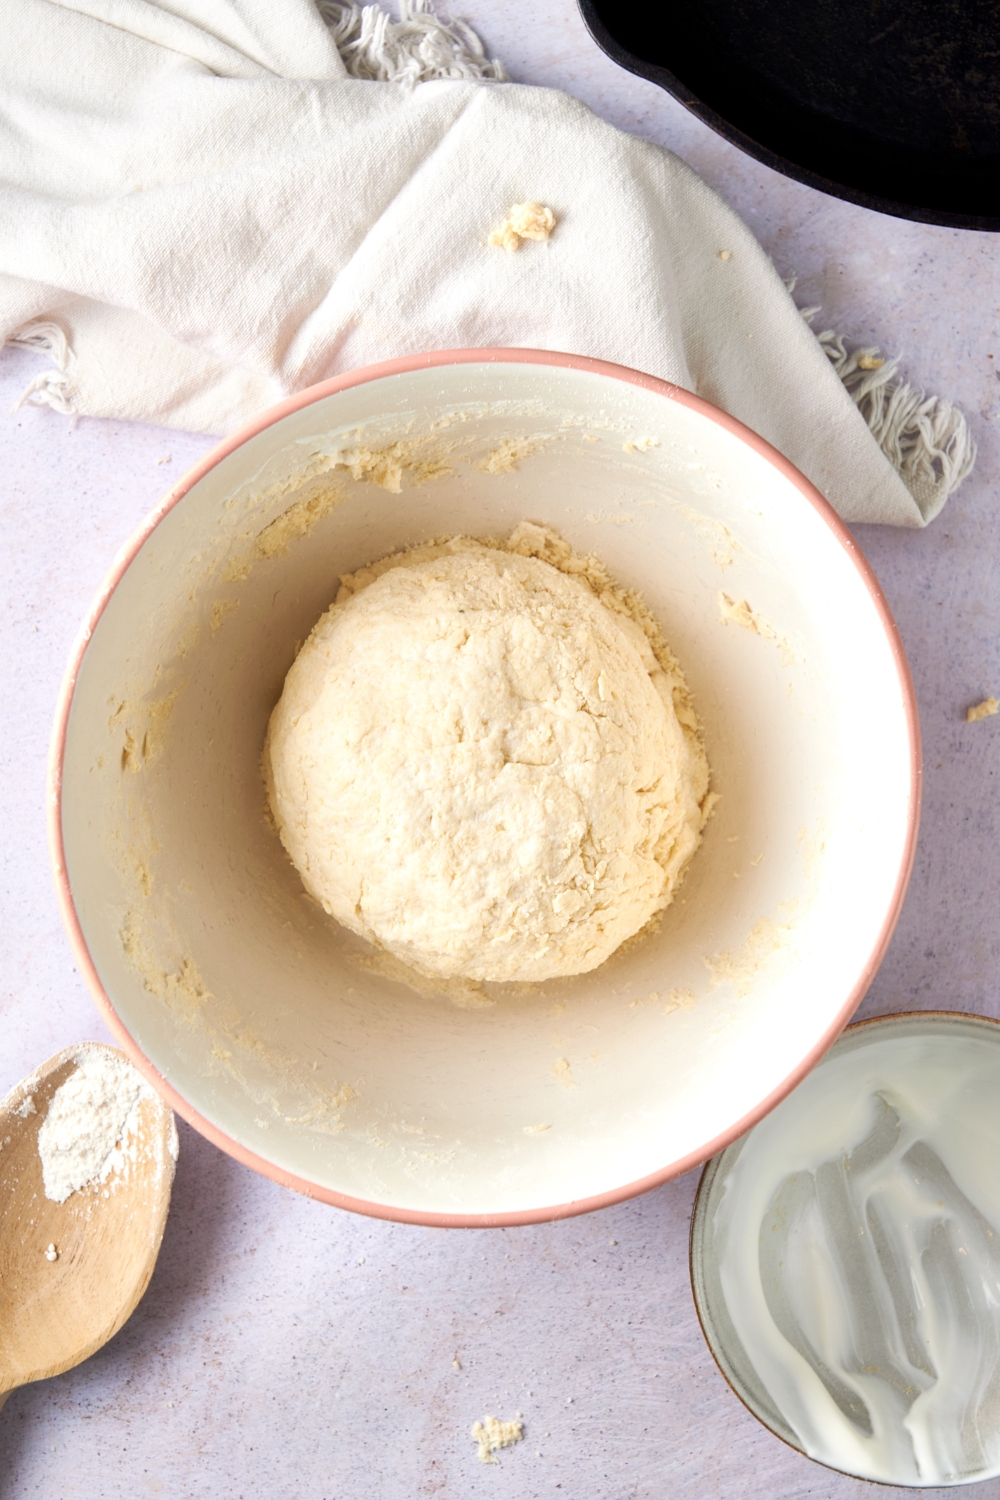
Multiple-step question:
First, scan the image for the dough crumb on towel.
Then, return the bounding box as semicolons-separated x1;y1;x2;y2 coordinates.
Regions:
967;696;998;722
265;528;711;984
488;201;556;251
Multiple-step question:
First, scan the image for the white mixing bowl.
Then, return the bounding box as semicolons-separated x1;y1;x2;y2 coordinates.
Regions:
50;350;919;1225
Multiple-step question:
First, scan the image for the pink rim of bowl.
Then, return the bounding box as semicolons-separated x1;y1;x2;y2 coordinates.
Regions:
47;347;922;1229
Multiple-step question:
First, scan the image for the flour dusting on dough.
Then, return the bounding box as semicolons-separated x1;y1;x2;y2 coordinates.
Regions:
265;526;712;985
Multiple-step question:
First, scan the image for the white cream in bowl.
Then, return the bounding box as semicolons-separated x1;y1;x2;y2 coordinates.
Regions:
693;1014;1000;1488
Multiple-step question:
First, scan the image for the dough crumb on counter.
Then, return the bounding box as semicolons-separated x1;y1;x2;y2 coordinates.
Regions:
488;202;556;252
967;696;998;722
471;1414;524;1464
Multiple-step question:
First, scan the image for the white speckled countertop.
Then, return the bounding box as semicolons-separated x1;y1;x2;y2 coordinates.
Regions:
1;2;998;1495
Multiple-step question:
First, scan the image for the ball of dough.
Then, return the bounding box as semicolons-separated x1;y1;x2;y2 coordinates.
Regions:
265;544;707;983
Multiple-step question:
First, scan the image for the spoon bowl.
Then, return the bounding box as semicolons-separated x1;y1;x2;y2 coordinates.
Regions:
0;1042;177;1408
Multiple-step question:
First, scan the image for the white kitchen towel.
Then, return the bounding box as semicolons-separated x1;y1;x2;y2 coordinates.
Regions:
0;0;975;525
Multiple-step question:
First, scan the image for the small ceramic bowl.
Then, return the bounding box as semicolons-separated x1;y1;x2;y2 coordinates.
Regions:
50;349;919;1225
690;1011;1000;1487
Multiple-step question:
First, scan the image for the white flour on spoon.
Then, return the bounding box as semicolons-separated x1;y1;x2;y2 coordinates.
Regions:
37;1049;153;1204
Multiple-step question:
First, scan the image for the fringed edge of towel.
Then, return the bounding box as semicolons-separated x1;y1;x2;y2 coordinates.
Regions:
317;0;506;86
797;301;976;523
8;309;976;524
8;320;77;417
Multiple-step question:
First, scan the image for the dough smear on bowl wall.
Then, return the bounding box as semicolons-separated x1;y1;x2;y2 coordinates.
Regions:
264;522;712;984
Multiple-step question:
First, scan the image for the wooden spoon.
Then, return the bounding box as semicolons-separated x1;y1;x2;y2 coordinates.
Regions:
0;1042;177;1411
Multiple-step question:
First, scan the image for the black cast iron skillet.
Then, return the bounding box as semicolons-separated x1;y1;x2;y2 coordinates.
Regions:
578;0;1000;230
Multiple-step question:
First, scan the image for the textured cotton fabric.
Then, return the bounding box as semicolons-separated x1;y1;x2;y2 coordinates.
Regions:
0;0;948;523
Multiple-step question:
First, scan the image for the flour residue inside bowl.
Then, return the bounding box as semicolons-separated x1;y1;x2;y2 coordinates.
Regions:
718;592;800;665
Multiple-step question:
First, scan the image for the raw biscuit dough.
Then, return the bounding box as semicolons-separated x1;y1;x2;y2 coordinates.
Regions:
265;537;709;983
